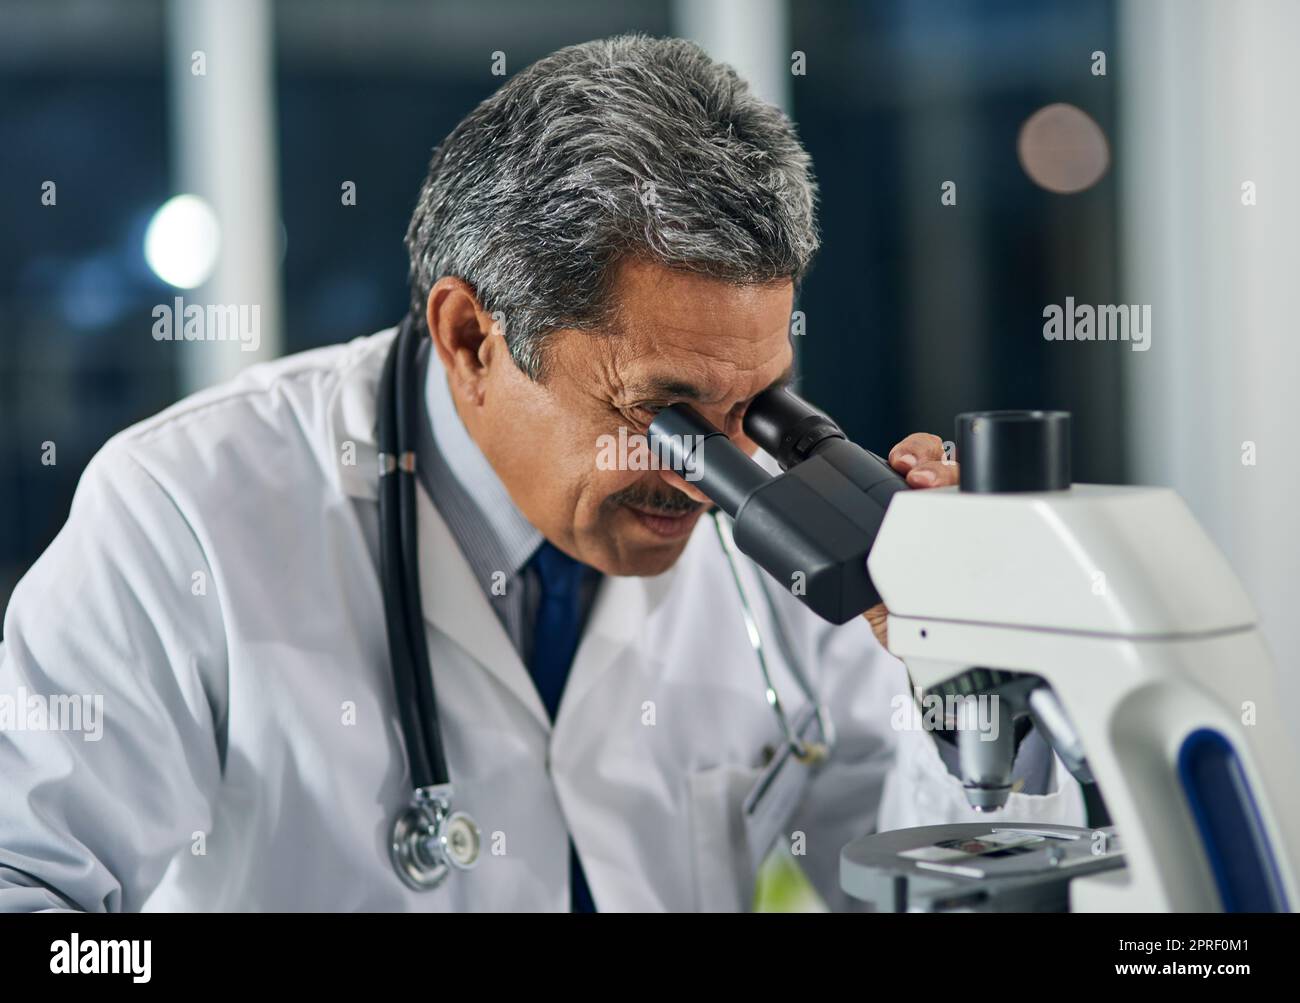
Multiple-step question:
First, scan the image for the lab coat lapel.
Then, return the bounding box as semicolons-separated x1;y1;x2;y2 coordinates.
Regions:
555;553;678;730
414;480;551;732
323;328;550;731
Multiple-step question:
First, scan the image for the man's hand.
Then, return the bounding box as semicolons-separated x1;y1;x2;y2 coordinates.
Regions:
887;432;959;491
862;433;958;650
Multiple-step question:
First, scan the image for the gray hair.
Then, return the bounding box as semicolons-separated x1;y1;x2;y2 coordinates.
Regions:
405;33;820;379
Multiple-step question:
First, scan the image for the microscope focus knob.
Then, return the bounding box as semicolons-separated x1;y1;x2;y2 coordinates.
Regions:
956;410;1071;493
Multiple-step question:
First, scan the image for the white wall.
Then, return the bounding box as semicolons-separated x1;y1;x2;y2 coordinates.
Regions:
168;0;284;390
670;0;791;111
1120;0;1300;723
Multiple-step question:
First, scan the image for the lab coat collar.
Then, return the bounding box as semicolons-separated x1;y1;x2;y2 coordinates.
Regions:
421;334;542;582
326;326;395;502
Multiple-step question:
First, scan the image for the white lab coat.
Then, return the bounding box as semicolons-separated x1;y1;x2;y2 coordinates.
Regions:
0;328;1085;912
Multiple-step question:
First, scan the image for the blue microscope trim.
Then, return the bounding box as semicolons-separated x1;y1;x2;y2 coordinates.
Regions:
1178;727;1290;912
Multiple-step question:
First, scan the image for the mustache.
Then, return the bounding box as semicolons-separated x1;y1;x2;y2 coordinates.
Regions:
606;483;707;516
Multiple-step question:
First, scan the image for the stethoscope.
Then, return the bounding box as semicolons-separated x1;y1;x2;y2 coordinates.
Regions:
377;316;835;891
379;316;482;890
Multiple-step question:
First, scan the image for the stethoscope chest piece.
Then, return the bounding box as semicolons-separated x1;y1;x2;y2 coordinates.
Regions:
390;785;482;891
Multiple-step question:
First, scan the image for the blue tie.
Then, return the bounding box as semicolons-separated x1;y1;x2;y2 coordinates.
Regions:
528;541;599;913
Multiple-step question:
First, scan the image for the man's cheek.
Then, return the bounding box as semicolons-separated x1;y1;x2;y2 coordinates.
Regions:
593;468;641;511
591;425;647;480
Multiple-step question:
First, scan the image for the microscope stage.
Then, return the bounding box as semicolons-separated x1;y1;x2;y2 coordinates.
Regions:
841;822;1126;912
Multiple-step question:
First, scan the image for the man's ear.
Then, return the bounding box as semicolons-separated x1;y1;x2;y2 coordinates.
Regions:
425;276;499;405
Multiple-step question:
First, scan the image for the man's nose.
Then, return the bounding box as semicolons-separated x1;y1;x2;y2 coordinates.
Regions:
659;467;711;504
707;405;759;456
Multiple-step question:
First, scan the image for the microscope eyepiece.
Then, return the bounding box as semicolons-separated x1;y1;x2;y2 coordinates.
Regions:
744;387;846;470
647;405;771;518
649;387;907;624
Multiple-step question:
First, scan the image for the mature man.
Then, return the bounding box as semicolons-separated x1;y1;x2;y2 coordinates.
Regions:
0;34;1082;912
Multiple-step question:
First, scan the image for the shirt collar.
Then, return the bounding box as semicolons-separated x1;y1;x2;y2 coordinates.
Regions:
416;338;543;582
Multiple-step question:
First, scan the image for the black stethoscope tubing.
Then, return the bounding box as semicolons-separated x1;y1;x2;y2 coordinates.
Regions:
378;315;449;790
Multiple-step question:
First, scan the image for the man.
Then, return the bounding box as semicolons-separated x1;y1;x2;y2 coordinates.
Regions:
0;34;1082;912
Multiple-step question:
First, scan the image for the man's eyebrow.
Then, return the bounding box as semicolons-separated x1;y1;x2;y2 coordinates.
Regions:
629;365;796;403
631;376;708;401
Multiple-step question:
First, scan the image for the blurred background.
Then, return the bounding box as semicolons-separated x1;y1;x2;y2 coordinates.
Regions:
1;0;1297;908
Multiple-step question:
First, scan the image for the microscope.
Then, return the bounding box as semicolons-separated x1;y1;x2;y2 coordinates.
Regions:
649;391;1300;912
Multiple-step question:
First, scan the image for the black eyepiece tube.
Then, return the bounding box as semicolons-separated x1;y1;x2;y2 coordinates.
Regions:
673;387;907;624
743;387;846;469
648;405;772;518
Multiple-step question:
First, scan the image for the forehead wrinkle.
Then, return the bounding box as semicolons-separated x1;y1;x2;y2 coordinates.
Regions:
594;295;795;406
592;337;633;405
644;318;781;393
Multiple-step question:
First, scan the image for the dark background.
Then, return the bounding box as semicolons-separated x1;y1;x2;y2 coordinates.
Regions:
0;0;1121;610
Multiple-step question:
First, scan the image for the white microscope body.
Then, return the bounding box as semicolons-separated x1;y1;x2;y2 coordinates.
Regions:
650;391;1296;912
867;480;1300;911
